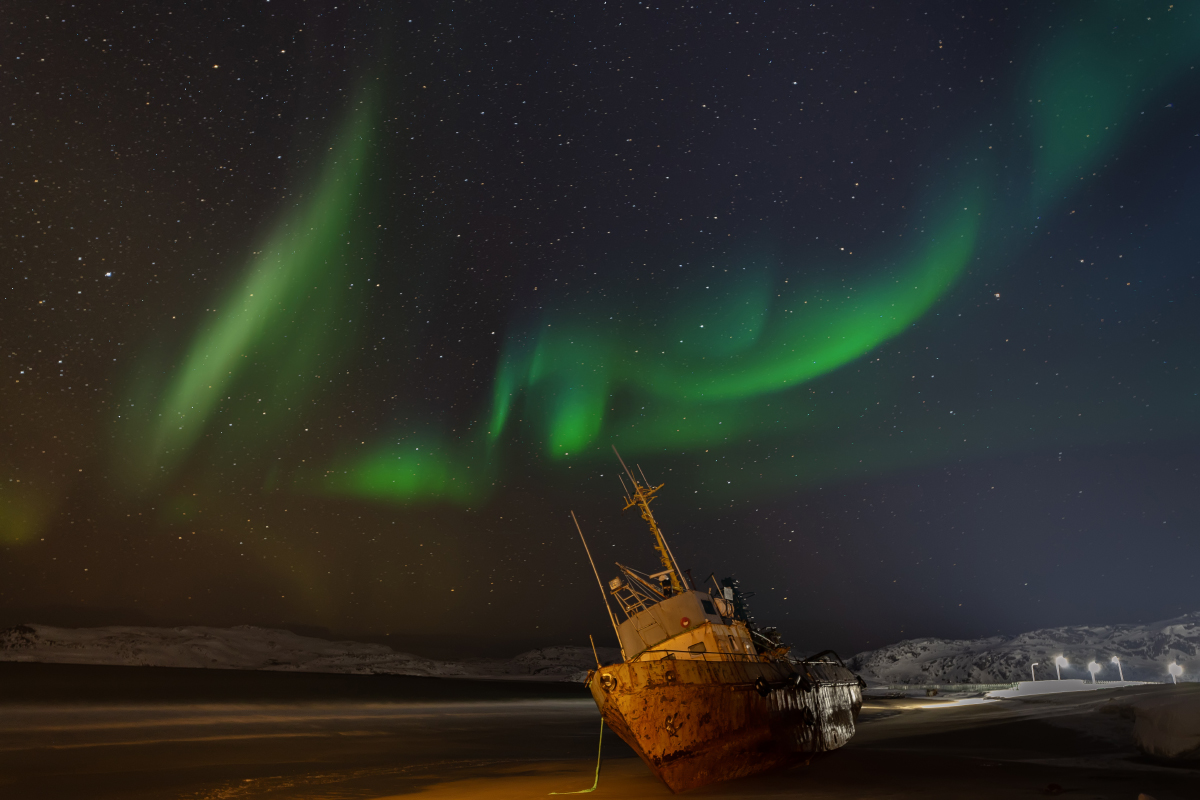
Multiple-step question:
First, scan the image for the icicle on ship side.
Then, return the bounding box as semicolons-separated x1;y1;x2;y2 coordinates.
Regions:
578;450;864;794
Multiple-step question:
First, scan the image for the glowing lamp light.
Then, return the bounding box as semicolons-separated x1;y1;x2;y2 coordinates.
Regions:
1087;660;1100;684
1168;662;1183;685
680;617;691;628
1111;656;1124;682
1054;655;1068;680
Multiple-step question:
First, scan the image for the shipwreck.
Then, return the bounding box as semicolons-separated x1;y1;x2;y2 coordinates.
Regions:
576;449;865;793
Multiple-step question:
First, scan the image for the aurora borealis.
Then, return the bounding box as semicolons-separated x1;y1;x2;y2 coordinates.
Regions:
121;89;380;491
4;1;1200;656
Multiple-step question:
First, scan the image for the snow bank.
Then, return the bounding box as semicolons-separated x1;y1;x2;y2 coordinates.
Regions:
0;623;618;682
848;612;1200;685
986;679;1145;698
1126;685;1200;761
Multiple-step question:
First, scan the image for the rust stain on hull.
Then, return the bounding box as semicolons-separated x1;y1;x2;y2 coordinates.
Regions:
589;657;862;793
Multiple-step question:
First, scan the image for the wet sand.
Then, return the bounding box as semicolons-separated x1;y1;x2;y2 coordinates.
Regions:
1;662;1195;799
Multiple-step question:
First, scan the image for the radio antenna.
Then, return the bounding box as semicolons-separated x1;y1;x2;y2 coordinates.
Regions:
571;511;626;660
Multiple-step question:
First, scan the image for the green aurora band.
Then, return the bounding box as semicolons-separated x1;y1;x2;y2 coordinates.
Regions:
487;198;983;458
1027;1;1200;210
123;2;1200;506
322;436;482;505
333;2;1200;504
117;93;378;491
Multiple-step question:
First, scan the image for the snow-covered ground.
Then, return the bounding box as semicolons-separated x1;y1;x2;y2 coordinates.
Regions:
847;611;1200;685
986;679;1143;698
0;623;618;682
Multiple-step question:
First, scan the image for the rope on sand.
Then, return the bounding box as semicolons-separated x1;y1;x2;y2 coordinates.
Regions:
549;718;605;795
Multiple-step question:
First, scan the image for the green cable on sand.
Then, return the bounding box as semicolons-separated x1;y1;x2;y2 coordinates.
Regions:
549;718;605;795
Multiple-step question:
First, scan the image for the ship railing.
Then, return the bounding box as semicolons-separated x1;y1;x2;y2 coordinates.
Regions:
610;584;653;617
634;649;861;667
635;648;867;669
636;649;767;664
798;649;846;666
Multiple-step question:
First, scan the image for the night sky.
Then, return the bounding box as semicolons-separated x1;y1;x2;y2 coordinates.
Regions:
4;1;1199;659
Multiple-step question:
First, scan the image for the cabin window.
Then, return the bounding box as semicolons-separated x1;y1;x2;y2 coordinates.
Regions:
688;642;707;654
701;599;716;616
727;636;738;654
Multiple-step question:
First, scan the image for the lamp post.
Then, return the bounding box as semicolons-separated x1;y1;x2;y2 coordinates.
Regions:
1030;662;1038;682
1111;655;1124;683
1168;662;1183;685
1087;660;1100;684
1055;655;1068;680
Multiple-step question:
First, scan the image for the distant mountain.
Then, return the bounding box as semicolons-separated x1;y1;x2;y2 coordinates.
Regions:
0;623;619;682
10;615;1195;687
847;612;1200;685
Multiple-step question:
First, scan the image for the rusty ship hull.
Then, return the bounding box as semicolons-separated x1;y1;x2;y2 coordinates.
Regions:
587;655;863;793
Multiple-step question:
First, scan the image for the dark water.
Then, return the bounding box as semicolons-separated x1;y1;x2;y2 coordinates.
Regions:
0;662;621;800
0;661;591;704
1;663;1196;799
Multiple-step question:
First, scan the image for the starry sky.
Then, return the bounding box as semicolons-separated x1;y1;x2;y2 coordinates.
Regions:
4;0;1199;658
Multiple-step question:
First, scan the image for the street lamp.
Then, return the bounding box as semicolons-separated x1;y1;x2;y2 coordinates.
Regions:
1055;655;1068;680
1030;662;1039;682
1168;662;1183;685
1087;660;1100;684
1111;655;1124;682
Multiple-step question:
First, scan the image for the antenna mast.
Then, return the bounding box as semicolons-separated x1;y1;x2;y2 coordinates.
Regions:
612;446;684;593
571;511;626;660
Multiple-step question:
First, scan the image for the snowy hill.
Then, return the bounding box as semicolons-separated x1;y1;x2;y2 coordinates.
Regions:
8;613;1196;687
847;612;1200;685
0;623;618;682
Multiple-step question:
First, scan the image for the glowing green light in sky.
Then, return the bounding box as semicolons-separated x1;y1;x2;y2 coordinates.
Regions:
120;91;378;489
1029;2;1200;208
316;438;484;505
479;2;1200;470
123;2;1200;506
653;212;979;401
489;196;982;458
0;482;53;545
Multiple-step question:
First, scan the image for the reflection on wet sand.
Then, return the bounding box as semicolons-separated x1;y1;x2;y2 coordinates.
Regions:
1;663;1195;799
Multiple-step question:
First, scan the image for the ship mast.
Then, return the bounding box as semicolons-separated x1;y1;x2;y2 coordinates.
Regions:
613;446;685;593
